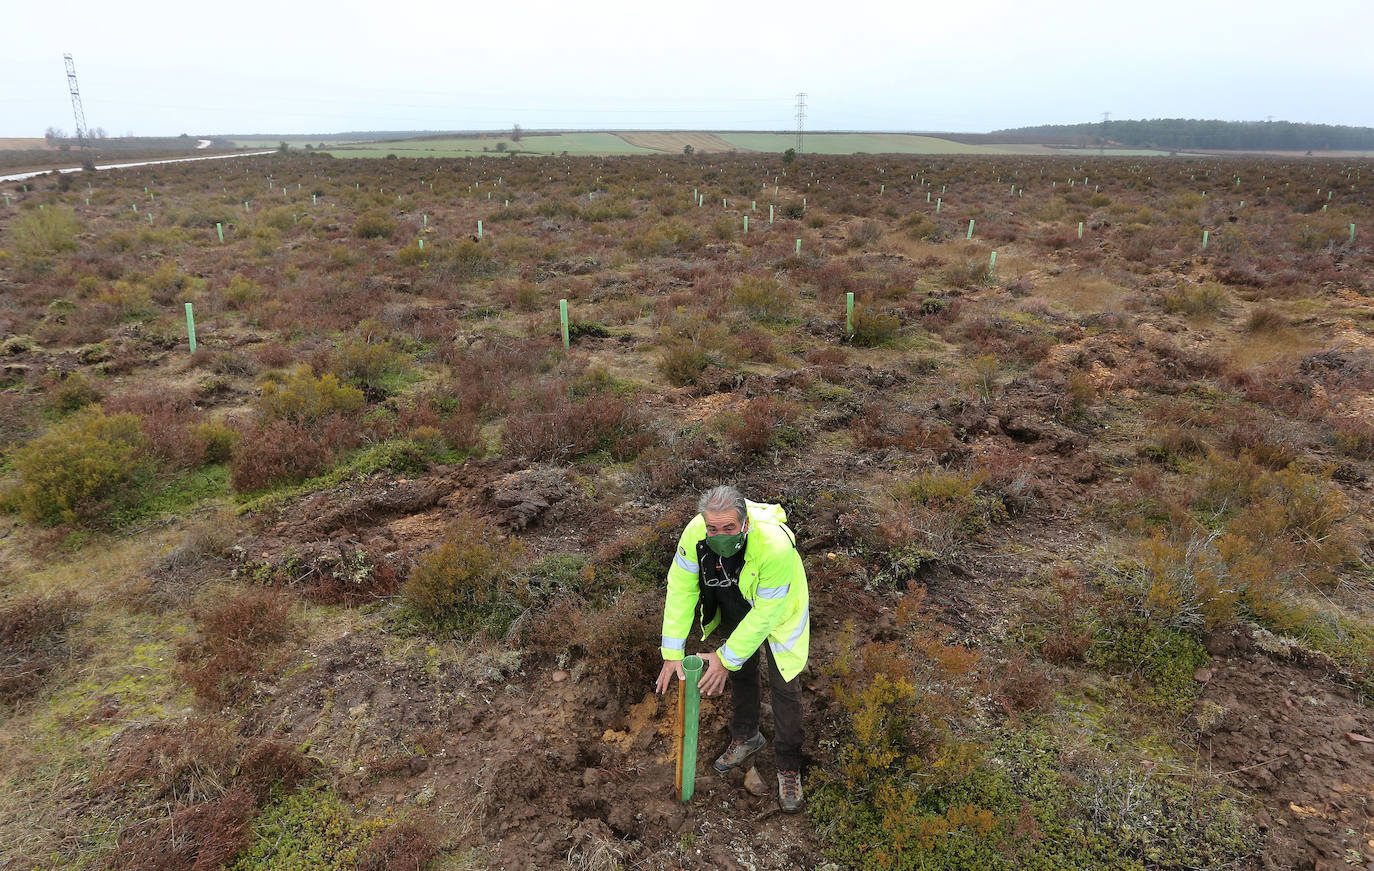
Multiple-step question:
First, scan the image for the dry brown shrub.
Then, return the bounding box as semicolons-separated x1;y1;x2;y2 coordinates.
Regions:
228;413;358;493
0;391;40;448
1244;304;1288;332
501;385;651;462
0;591;84;707
582;588;662;702
524;596;588;662
717;396;801;456
101;717;236;801
732;327;779;362
252;341;297;369
235;738;312;800
105;389;208;468
804;346;849;382
114;788;255;871
852;401;957;456
1037;574;1096;664
993;654;1053;718
175;589;296;706
358;820;439;871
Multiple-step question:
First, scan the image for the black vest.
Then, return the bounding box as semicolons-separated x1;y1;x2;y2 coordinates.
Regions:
696;538;751;634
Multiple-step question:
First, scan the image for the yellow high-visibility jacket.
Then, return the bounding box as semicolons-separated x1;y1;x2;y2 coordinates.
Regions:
659;501;810;681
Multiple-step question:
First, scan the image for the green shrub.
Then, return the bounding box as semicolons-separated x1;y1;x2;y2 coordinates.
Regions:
849;303;901;347
657;342;709;386
258;367;364;424
223;274;263;309
731;275;794;321
1161;282;1229;317
227;782;380;871
48;371;102;413
393;241;427;266
193;420;239;463
432;238;498;279
8;409;150;525
1089;613;1209;716
328;338;412;397
353;211;395;239
10;206;80;258
811;597;1259;870
401;513;525;637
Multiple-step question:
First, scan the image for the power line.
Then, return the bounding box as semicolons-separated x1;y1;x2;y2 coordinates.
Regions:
795;92;806;155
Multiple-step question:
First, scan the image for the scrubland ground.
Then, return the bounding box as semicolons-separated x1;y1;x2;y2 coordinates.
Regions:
1;151;1372;871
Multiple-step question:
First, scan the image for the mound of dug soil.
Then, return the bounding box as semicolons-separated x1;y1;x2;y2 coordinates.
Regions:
1197;632;1374;870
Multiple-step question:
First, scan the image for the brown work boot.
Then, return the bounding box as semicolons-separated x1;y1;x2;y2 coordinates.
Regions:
713;731;765;773
777;768;804;813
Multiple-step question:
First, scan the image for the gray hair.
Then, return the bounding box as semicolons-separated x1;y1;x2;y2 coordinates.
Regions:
698;485;746;524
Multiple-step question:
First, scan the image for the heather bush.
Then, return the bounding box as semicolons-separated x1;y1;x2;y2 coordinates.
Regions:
581;588;663;701
657;341;709;386
228;415;347;493
327;337;412;398
0;591;84;707
852;401;957;455
402;513;525;636
730;275;794;321
501;383;651;462
874;470;1007;565
358;821;438;871
1244;304;1288;332
115;788;256;871
846;219;883;248
10;206;80;258
1160;282;1229;317
849;303;901;347
176;588;296;706
105;390;210;469
7;409;150;525
716;396;802;457
353;210;396;239
258;367;364;424
431;237;498;280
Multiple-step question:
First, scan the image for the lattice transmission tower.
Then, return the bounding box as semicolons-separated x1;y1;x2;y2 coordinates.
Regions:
64;53;88;148
794;92;807;155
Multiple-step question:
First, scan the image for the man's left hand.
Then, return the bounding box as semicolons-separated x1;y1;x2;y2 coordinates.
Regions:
697;650;729;696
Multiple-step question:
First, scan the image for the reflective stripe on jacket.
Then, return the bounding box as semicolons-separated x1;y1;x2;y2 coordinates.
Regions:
659;500;810;681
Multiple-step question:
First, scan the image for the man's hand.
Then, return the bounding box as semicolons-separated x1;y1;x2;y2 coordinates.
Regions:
697;650;729;696
655;659;685;694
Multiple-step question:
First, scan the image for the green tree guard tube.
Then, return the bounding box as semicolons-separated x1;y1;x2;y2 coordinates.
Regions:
560;299;569;350
846;292;854;333
677;655;703;802
185;303;197;354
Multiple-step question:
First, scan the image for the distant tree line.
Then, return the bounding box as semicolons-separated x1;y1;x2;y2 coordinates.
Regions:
994;119;1374;151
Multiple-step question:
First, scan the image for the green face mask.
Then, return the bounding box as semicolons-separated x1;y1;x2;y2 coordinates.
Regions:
706;530;746;558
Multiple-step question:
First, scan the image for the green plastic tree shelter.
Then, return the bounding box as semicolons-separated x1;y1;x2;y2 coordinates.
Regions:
676;655;703;802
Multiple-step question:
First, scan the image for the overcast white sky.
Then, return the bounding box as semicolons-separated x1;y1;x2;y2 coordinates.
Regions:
2;0;1369;137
